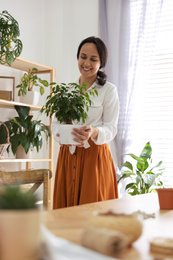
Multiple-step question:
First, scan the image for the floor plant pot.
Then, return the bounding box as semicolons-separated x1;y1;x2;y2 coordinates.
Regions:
157;188;173;209
0;209;40;260
57;124;82;145
19;91;40;106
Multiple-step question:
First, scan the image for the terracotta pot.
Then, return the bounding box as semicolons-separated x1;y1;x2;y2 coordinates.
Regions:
0;209;40;260
57;124;82;145
157;188;173;209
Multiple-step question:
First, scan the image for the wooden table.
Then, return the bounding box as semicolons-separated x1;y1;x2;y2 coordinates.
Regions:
42;193;173;260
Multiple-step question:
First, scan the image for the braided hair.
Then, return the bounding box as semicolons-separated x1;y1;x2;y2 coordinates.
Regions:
77;36;108;86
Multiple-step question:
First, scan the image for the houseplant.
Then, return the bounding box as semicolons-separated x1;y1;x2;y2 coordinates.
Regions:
118;142;164;195
16;67;49;105
40;82;98;144
0;105;50;156
0;10;23;66
0;185;40;260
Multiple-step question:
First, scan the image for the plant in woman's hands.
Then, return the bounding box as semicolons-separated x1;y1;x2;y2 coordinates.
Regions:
41;82;98;124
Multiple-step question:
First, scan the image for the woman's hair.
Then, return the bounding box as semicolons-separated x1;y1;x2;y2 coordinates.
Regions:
77;36;108;86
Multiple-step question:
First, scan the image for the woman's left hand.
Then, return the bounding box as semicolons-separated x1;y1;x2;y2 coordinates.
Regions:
72;125;98;147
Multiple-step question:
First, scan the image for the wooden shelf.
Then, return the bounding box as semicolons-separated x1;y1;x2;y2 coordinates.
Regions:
3;57;53;73
1;57;55;209
0;99;42;111
0;159;52;163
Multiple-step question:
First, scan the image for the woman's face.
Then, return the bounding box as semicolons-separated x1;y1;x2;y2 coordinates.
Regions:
78;43;101;83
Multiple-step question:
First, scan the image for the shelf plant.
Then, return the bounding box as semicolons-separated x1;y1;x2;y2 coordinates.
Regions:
40;82;98;124
0;105;50;155
118;142;164;195
16;68;49;97
0;10;23;66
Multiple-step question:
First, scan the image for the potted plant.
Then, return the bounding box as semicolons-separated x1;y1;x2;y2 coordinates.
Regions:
16;68;49;105
0;10;23;66
40;82;98;144
0;105;50;157
0;185;40;260
118;142;164;195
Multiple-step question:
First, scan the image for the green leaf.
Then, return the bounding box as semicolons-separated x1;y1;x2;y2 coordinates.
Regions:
140;141;152;160
142;173;155;188
14;105;30;119
150;161;163;172
121;161;133;171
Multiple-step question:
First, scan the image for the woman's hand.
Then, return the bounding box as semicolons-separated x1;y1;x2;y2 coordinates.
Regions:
72;125;99;147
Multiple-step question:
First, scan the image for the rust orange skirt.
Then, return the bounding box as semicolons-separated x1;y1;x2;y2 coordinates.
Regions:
53;139;118;209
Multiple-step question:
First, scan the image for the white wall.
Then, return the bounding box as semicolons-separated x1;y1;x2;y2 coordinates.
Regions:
0;0;99;172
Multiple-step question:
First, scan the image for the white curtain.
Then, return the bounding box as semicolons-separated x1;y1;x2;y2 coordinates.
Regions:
99;0;163;172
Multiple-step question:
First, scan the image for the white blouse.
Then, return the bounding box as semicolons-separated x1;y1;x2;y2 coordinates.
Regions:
51;80;119;147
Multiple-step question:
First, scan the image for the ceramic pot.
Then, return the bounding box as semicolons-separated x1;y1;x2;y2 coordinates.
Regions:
0;209;40;260
16;145;33;159
20;91;40;106
157;188;173;209
57;124;82;145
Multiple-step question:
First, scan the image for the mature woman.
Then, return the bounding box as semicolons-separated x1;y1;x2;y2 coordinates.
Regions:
52;36;119;209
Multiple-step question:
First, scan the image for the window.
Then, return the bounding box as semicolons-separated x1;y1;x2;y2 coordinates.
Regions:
132;0;173;187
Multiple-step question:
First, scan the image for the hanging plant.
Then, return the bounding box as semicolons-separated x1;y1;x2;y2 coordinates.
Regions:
0;10;23;66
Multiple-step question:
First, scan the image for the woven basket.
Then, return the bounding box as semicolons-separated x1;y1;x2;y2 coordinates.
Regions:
0;121;10;159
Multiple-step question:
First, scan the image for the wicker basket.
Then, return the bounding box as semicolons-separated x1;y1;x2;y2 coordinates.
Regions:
0;121;10;159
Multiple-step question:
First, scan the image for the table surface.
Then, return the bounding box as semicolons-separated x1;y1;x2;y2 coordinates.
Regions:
42;193;173;260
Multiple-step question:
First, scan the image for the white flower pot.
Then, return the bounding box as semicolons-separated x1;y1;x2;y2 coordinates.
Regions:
57;124;82;145
0;209;40;260
16;145;33;159
20;91;40;106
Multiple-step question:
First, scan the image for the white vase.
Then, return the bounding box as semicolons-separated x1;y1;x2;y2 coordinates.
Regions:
57;124;82;145
20;91;40;106
0;210;40;260
16;145;32;159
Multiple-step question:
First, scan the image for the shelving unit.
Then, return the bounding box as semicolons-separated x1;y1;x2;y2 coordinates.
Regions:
0;57;56;208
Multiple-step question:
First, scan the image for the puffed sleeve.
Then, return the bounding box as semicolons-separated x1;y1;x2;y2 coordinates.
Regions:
91;84;119;145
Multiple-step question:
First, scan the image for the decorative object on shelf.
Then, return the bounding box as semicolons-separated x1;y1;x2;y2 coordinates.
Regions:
0;10;23;66
0;105;50;156
16;68;49;105
41;82;98;144
157;188;173;209
118;142;164;195
0;121;10;159
0;185;40;260
0;76;15;101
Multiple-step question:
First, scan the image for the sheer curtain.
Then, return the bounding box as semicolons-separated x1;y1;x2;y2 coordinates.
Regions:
99;0;163;174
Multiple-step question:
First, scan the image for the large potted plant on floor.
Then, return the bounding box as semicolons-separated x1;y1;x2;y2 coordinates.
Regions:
0;10;23;66
0;105;50;158
40;82;98;144
0;185;40;260
118;142;164;195
16;68;49;105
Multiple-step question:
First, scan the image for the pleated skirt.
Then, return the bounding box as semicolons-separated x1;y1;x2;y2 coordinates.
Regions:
53;139;118;209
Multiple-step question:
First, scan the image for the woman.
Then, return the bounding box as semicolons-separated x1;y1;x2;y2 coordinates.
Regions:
52;36;119;209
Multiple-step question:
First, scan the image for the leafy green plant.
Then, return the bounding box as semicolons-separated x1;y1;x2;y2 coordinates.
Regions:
40;82;98;124
16;68;49;96
0;10;23;66
0;105;50;155
0;185;38;210
118;142;164;195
